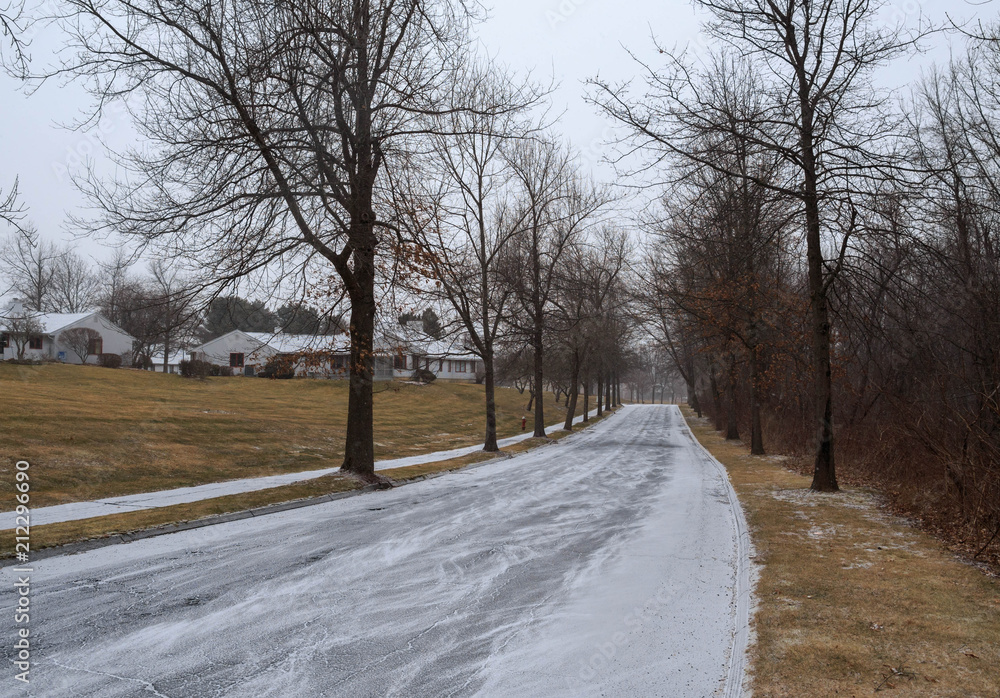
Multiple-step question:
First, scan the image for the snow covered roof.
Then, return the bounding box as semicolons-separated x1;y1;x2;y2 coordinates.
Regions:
36;313;95;335
383;325;479;360
245;332;352;354
0;304;100;335
150;349;190;366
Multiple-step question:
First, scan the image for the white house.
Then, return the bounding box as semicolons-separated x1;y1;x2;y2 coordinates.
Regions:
0;300;135;364
188;330;394;379
190;330;272;375
386;322;483;382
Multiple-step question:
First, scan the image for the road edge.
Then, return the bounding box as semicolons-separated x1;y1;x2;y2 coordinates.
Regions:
674;405;755;698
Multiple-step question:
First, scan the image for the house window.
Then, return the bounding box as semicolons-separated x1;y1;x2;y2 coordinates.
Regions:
28;336;42;350
0;333;8;349
438;360;443;371
230;352;245;368
393;354;407;370
454;360;467;373
88;337;103;355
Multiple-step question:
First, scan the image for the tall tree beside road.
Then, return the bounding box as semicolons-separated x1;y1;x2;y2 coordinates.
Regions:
499;138;607;438
56;0;487;481
399;64;542;451
591;2;925;491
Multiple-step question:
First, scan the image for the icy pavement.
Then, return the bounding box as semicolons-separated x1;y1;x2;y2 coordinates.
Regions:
26;409;601;527
0;405;751;697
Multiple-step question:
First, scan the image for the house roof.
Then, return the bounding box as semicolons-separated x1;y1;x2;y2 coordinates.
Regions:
0;305;134;340
384;325;480;360
245;332;351;354
36;313;95;335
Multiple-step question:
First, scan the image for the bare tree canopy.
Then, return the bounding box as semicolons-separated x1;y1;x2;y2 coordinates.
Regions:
54;0;507;480
590;0;929;491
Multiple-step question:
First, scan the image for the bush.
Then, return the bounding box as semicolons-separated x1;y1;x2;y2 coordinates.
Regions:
410;367;436;384
98;353;123;369
218;365;234;377
179;359;213;379
258;355;295;379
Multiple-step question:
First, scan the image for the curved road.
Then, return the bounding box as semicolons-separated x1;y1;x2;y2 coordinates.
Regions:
2;405;750;697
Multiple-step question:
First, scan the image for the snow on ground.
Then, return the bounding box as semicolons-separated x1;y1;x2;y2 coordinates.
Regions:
0;405;749;697
26;409;601;527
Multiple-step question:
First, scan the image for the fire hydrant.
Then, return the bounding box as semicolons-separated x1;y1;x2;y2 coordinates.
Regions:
521;416;527;431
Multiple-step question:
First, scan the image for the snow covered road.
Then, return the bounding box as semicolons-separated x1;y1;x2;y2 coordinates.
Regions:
1;405;751;697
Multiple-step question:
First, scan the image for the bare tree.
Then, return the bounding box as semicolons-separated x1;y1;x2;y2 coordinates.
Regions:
0;225;62;311
399;63;542;451
149;260;200;372
1;304;41;360
56;0;487;481
50;251;100;312
591;4;926;491
499;138;607;437
59;327;102;363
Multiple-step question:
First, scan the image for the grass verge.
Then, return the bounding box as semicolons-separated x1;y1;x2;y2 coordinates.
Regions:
681;407;1000;697
11;409;618;557
0;363;566;507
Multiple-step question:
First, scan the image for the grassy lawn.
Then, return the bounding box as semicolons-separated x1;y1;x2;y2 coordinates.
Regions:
0;362;562;507
682;407;1000;697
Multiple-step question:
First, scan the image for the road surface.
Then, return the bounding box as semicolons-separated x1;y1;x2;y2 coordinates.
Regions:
1;405;751;697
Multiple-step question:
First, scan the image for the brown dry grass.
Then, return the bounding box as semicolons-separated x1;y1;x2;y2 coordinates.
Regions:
682;407;1000;697
0;362;562;506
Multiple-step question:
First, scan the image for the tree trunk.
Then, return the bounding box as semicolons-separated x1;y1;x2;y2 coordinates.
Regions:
749;350;765;456
688;379;702;417
563;351;580;431
532;331;545;438
583;373;590;422
725;354;740;441
596;374;604;417
710;366;724;431
605;372;612;411
526;389;534;413
341;252;377;480
483;351;499;452
800;108;839;492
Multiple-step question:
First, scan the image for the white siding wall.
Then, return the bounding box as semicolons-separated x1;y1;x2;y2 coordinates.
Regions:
52;316;133;364
194;332;273;369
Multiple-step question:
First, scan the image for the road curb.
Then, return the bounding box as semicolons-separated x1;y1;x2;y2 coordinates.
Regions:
675;405;754;698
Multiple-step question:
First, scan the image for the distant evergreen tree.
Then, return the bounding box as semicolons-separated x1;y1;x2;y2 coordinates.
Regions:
276;303;339;334
203;296;277;338
398;309;442;338
421;308;443;339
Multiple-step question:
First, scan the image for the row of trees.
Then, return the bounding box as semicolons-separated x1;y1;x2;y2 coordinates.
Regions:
594;1;999;559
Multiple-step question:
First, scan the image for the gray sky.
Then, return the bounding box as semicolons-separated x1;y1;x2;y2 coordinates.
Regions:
0;0;989;264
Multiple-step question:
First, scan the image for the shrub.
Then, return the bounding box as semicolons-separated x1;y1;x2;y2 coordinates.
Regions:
179;359;213;379
98;353;123;369
410;367;436;384
259;355;295;379
217;365;234;377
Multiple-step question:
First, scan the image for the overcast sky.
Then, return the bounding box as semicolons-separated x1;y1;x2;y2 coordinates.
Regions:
0;0;990;264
